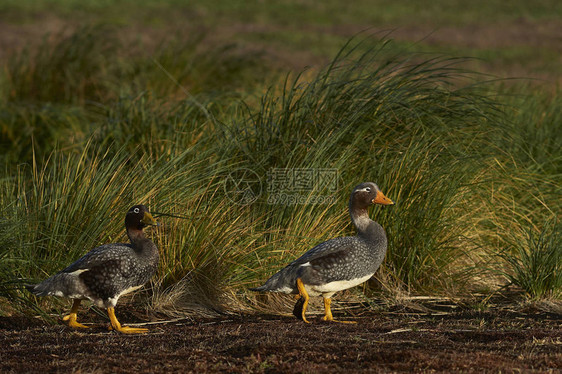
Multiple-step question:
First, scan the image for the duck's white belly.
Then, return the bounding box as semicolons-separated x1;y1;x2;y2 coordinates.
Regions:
308;273;373;297
106;285;144;307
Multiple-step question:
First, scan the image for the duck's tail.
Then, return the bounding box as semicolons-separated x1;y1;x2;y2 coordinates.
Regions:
249;284;269;292
25;272;84;298
25;282;47;296
249;269;296;293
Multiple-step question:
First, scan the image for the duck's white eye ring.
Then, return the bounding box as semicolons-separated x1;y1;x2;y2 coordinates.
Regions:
365;187;371;192
133;207;140;213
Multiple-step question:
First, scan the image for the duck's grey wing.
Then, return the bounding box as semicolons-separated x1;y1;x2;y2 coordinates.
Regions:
28;243;138;300
60;244;133;273
288;237;355;266
74;243;148;302
251;236;361;293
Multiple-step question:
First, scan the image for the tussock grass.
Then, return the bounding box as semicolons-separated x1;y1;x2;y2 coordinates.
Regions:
223;37;505;296
2;25;266;105
0;141;225;312
0;103;88;165
4;25;123;104
0;30;560;318
498;219;561;300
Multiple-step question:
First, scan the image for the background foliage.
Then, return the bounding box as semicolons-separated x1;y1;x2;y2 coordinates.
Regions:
0;1;560;317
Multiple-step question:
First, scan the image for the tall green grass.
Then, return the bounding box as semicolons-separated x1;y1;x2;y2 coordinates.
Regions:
0;142;233;314
219;38;505;294
0;25;266;166
498;220;561;299
0;30;560;318
4;26;123;104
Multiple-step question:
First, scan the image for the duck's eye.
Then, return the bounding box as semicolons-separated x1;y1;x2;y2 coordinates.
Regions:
365;187;371;192
133;207;140;214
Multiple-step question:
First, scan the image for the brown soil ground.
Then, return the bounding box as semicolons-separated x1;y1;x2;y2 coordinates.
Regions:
1;307;560;373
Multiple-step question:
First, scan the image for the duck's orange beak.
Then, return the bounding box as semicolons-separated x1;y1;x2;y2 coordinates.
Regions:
141;212;159;226
372;190;394;205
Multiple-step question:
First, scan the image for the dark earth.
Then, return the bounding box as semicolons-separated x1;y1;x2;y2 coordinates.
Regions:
1;307;560;373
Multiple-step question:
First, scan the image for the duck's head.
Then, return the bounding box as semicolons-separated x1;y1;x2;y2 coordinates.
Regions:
125;205;158;231
350;182;394;209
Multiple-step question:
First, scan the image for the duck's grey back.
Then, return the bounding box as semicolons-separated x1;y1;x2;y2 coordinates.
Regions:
253;224;387;293
28;242;158;304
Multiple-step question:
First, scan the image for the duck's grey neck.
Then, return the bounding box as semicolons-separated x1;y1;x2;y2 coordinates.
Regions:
349;205;372;234
350;206;386;246
127;228;152;252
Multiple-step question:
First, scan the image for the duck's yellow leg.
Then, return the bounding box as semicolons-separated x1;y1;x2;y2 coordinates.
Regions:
296;278;310;324
107;307;148;334
322;297;356;324
322;297;334;321
62;299;89;329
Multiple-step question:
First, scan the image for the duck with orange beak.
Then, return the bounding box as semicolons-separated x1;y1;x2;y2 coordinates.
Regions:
251;182;394;323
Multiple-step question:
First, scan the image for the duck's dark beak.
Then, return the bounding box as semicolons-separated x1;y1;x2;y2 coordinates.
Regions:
141;212;159;226
372;191;394;205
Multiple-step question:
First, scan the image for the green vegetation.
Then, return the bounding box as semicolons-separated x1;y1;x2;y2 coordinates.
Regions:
0;2;560;318
498;220;561;299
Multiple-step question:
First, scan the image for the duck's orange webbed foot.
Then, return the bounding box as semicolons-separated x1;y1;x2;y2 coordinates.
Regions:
62;313;89;329
322;297;356;324
107;307;148;334
63;299;89;329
